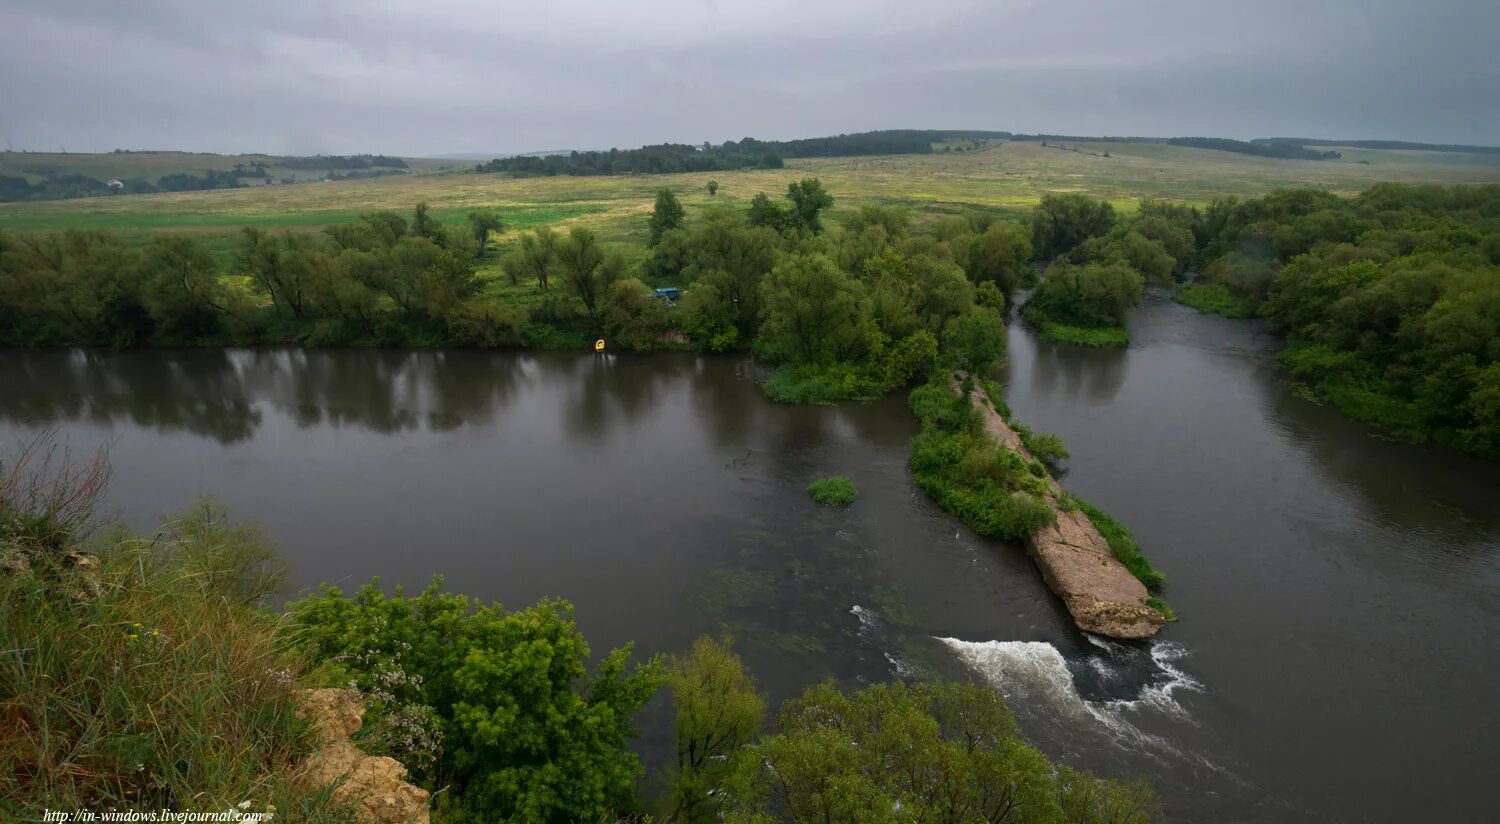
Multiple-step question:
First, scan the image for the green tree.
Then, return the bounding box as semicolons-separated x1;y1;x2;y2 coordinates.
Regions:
505;227;557;290
667;637;765;822
236;228;311;320
602;277;668;351
1032;193;1116;260
785;177;834;234
757;253;867;364
649;188;686;246
747;191;791;234
466;211;505;257
706;180;719;197
412;201;442;242
555;227;620;322
140;235;230;342
966;220;1034;301
1023;261;1143;330
719;680;1134;824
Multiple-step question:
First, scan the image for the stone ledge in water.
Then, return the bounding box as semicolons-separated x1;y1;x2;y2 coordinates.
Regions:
956;376;1166;640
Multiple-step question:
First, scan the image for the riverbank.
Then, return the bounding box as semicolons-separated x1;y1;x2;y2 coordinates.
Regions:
956;375;1167;638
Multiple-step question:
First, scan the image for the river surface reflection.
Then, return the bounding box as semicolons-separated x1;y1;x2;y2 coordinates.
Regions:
2;296;1495;822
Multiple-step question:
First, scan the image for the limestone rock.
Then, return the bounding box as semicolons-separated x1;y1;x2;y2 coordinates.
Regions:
297;688;430;824
955;375;1167;640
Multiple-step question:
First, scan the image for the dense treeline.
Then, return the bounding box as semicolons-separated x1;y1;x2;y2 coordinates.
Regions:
477;143;783;176
3;441;1157;822
0;178;1027;407
1167;137;1341;160
1174;184;1500;456
1015;183;1500;455
279;153;409;170
5;178;1496;454
475;130;1022;177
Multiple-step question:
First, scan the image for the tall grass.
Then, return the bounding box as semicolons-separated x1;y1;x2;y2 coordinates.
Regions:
0;439;357;820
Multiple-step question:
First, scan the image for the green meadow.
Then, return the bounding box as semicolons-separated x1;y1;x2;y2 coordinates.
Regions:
5;139;1498;259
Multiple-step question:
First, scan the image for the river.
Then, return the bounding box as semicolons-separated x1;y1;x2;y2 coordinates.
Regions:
1;292;1495;822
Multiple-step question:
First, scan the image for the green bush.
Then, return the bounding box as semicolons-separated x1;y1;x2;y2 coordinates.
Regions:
284;579;664;823
807;475;857;506
908;380;1055;543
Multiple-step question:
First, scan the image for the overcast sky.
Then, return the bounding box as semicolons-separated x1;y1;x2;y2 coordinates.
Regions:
2;0;1497;156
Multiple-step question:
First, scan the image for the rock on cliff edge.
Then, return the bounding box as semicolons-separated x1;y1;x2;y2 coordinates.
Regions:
297;688;431;824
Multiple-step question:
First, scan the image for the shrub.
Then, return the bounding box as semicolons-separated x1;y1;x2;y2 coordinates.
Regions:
807;475;857;506
283;579;665;823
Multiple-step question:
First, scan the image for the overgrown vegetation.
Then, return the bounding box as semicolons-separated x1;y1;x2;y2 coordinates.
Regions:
806;475;857;506
1;444;1159;822
283;580;664;823
666;638;1159;824
908;379;1056;542
0;438;354;820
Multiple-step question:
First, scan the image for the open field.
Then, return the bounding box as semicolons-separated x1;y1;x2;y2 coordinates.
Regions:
3;140;1498;258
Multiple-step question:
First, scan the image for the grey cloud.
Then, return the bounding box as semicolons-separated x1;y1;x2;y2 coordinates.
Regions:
0;0;1495;155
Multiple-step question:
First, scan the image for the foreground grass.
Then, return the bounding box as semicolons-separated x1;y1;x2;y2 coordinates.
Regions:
1038;322;1130;347
1174;282;1260;318
0;508;357;819
807;476;858;506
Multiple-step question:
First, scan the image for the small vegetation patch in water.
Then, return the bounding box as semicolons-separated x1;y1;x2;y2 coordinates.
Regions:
807;475;858;506
1174;282;1259;318
1037;321;1130;347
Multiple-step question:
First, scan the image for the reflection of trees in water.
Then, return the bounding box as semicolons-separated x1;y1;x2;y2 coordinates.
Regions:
0;348;527;443
557;353;689;443
1022;339;1128;406
0;350;261;444
1265;379;1500;558
686;356;768;451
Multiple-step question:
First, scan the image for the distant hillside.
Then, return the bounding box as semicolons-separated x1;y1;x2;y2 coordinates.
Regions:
0;151;452;203
1255;137;1500;155
1166;137;1341;160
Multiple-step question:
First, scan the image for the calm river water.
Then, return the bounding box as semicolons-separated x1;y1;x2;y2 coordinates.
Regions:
1;292;1495;822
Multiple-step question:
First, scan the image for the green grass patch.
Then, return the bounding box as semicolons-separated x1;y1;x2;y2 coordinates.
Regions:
807;475;858;506
908;379;1055;542
1038;322;1129;347
1174;283;1259;318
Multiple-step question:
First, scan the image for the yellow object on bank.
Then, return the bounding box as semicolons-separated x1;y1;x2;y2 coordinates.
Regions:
594;339;606;351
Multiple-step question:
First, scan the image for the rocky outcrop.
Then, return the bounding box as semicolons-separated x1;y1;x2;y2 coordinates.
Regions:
297;688;431;824
958;378;1166;639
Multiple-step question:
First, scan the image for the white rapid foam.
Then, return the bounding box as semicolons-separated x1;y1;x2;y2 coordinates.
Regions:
849;604;881;637
937;637;1203;760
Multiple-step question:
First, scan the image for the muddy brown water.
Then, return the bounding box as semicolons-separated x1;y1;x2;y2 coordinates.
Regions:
2;292;1495;822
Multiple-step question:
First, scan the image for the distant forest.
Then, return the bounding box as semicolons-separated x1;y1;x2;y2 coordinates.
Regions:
475;130;1019;176
0;154;415;203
